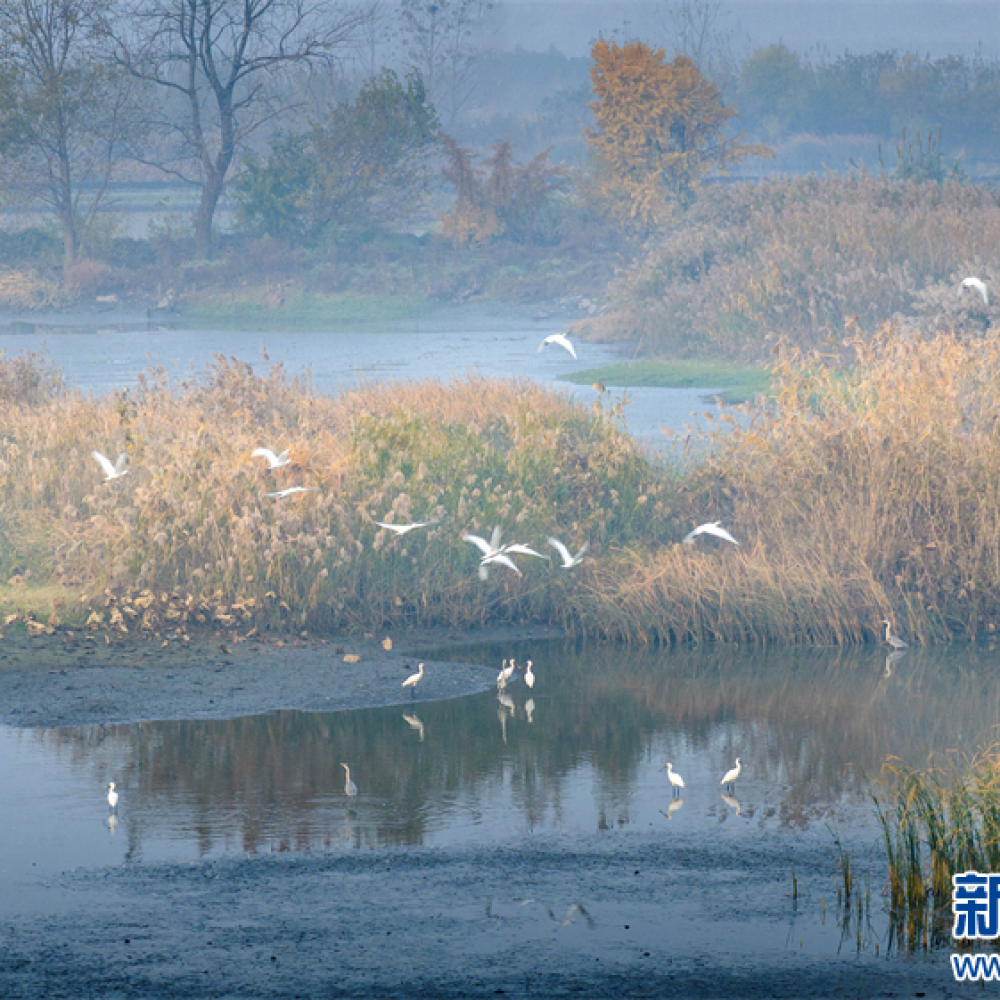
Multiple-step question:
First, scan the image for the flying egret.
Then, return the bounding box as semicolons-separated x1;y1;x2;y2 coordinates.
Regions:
402;713;425;741
107;781;118;810
548;537;588;568
501;543;550;561
402;662;425;696
480;551;522;575
251;447;290;469
375;518;439;535
663;762;685;795
961;276;989;305
683;522;739;546
882;620;907;650
524;660;535;689
462;526;503;580
267;486;319;498
341;763;357;798
721;757;742;792
539;333;577;359
93;451;128;482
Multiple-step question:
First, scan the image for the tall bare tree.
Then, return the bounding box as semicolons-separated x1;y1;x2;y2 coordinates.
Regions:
0;0;138;269
108;0;365;258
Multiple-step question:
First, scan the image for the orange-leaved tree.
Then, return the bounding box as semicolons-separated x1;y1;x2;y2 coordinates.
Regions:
586;39;771;229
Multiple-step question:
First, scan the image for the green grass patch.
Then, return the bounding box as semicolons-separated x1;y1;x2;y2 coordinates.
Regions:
180;291;434;332
560;359;772;404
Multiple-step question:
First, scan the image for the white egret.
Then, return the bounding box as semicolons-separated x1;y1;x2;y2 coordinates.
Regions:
548;537;588;568
961;276;989;305
93;451;128;482
683;521;739;546
882;619;907;650
538;333;577;359
499;659;516;686
524;660;535;689
107;781;118;810
480;551;522;575
402;713;425;741
721;757;742;792
462;526;503;580
501;543;550;561
267;486;319;498
251;447;290;469
664;762;685;795
375;519;439;535
402;662;425;695
341;763;357;798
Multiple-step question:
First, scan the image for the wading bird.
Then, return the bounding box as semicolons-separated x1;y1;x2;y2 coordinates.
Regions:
961;276;989;306
402;662;425;696
538;332;577;359
683;522;739;546
107;782;118;810
251;447;290;469
341;763;357;798
524;660;535;689
548;537;588;568
721;758;742;792
882;619;907;650
375;518;440;535
663;762;685;795
498;659;516;687
93;451;128;482
267;486;318;499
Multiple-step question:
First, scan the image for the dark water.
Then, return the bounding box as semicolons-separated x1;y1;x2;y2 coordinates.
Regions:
2;640;997;928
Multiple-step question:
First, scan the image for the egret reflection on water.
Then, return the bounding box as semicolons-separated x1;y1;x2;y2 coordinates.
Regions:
885;649;907;677
402;713;425;741
524;698;535;724
721;793;741;816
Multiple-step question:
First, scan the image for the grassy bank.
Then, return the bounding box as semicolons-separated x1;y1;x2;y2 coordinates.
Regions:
2;325;1000;643
580;173;1000;360
561;359;772;404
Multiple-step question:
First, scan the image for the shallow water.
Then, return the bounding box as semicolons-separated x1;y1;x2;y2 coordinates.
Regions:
2;640;996;938
0;303;725;451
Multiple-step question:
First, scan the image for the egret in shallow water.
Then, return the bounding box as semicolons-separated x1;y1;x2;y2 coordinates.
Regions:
683;522;739;546
375;518;439;536
882;619;907;649
524;660;535;689
663;762;685;795
341;763;357;798
961;276;989;305
267;486;319;499
538;332;577;359
721;757;741;792
548;537;588;568
251;447;290;469
93;451;128;482
107;781;118;810
402;662;425;696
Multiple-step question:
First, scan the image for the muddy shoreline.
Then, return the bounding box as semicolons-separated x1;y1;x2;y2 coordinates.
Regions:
0;625;563;729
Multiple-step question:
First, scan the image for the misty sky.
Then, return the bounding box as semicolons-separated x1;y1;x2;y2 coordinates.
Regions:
489;2;1000;59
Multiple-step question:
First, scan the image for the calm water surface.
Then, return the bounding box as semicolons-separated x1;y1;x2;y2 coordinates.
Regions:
2;640;997;932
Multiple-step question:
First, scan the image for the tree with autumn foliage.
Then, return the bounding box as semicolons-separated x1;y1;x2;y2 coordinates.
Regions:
586;39;770;229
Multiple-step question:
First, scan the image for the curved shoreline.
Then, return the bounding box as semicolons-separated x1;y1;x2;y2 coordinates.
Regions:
0;625;563;729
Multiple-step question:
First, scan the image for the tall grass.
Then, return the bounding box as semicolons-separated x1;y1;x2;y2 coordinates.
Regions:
876;748;1000;951
585;173;1000;359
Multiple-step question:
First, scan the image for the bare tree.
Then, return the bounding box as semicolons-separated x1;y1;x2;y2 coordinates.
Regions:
0;0;138;269
660;0;736;84
108;0;365;258
398;0;493;128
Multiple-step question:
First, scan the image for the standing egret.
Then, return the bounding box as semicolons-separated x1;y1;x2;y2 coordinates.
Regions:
683;522;739;546
375;518;439;535
251;447;290;469
663;762;685;796
538;333;577;359
961;276;989;305
107;781;118;810
524;660;535;689
341;763;357;798
548;537;588;568
93;451;129;482
402;662;425;696
721;757;742;792
882;620;907;650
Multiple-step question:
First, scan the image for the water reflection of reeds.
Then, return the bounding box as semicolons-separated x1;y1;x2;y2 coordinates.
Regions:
35;641;1000;857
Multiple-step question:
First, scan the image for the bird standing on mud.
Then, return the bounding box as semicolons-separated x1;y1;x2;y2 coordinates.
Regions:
402;662;425;696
